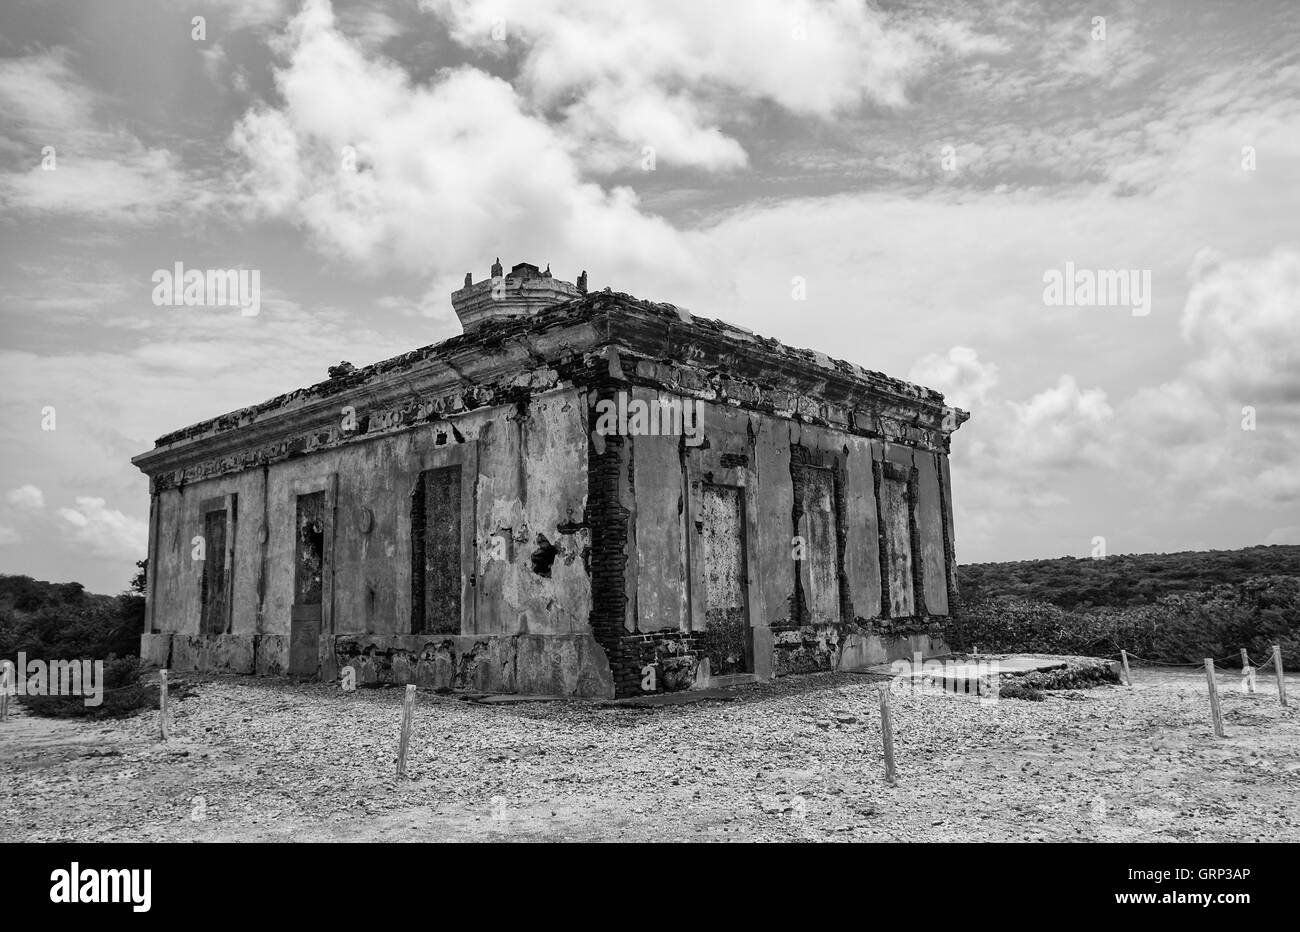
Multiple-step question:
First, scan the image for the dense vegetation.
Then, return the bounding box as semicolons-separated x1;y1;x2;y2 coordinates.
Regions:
1;562;152;717
958;545;1300;609
949;548;1300;671
0;564;145;661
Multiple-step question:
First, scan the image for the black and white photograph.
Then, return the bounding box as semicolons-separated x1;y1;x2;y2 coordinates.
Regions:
0;0;1294;905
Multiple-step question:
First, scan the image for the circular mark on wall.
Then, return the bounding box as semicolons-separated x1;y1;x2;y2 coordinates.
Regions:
356;506;374;535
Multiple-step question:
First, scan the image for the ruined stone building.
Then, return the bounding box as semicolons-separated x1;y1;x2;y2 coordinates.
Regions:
134;261;968;698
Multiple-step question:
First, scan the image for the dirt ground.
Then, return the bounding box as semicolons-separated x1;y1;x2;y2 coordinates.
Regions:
2;664;1297;842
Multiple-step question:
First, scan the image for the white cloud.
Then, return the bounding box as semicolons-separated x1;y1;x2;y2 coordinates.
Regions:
419;0;974;173
1264;526;1300;546
56;497;148;560
1253;464;1300;504
0;259;135;317
1180;246;1300;405
1047;14;1155;89
1114;247;1300;510
1003;375;1114;471
0;526;19;547
187;0;290;31
6;485;46;512
919;19;1010;57
1;150;192;221
909;346;999;410
337;3;402;50
944;372;1116;538
230;0;697;292
0;51;200;222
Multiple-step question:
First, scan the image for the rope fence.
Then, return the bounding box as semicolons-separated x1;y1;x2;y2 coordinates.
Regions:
1113;651;1250;668
1112;644;1289;724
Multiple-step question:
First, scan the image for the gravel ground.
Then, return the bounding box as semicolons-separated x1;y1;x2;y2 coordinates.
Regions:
2;664;1297;842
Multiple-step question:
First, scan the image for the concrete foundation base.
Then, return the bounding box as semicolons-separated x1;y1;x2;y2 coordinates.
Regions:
139;626;948;698
772;623;948;677
333;633;616;698
140;633;173;668
255;635;289;676
170;634;255;674
835;630;949;672
140;632;289;675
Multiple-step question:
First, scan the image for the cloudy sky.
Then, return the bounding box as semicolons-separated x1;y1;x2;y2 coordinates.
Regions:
1;0;1298;593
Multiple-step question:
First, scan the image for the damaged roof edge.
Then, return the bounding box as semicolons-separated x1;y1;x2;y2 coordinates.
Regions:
144;290;968;454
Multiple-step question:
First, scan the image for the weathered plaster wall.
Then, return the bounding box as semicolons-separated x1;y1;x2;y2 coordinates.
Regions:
473;389;591;636
144;387;598;691
843;435;881;620
915;452;949;616
627;388;689;634
616;396;955;692
149;470;263;635
753;414;794;628
330;433;412;639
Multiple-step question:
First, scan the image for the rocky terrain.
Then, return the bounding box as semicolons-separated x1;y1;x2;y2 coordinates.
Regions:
2;665;1296;842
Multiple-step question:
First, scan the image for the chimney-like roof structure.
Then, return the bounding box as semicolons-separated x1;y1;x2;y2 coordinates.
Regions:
450;259;583;332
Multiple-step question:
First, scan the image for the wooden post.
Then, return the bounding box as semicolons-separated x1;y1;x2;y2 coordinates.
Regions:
0;660;11;722
159;669;170;742
396;684;417;778
879;687;897;786
1240;648;1255;694
1120;650;1132;687
1275;645;1288;708
1204;659;1224;738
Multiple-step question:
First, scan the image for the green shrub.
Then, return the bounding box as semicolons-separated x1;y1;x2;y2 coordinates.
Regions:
0;573;144;663
959;545;1300;608
945;576;1299;670
19;660;196;720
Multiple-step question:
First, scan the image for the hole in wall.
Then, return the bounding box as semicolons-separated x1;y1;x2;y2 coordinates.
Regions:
530;534;558;577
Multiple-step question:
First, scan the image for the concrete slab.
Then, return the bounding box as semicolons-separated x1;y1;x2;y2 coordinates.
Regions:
860;654;1120;696
862;654;1069;677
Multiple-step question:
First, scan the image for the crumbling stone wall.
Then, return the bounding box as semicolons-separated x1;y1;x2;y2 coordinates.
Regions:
622;630;702;692
586;387;642;697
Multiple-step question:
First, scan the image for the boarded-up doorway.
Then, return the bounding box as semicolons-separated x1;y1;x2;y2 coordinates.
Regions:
879;473;915;617
793;463;840;625
199;507;230;635
411;465;462;635
699;484;750;675
290;491;326;677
